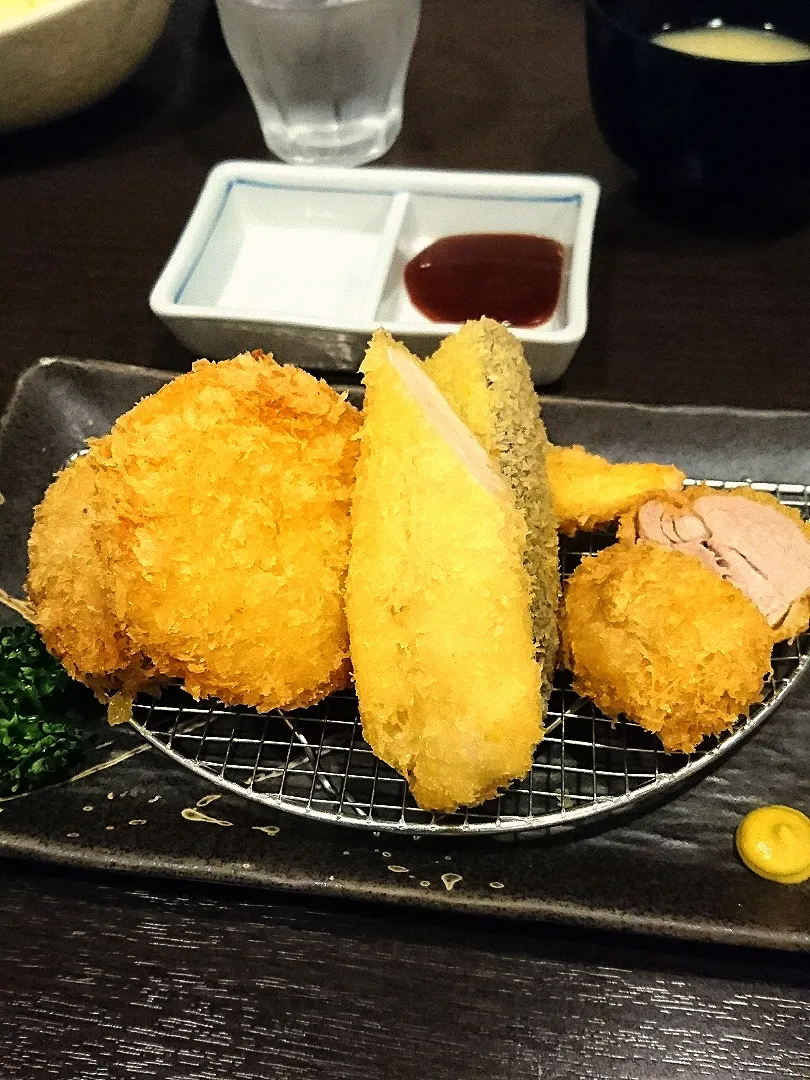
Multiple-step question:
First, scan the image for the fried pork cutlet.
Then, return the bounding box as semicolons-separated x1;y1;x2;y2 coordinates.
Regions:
560;542;772;753
619;485;810;642
547;444;685;535
423;317;559;696
346;331;543;813
27;352;361;713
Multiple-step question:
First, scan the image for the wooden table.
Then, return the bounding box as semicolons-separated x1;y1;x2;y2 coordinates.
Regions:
1;1;809;1076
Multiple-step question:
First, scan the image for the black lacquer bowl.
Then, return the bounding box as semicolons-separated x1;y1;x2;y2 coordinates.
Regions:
585;0;810;211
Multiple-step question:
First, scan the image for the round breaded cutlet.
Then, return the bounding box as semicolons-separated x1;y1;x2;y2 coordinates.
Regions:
85;351;360;711
560;542;773;753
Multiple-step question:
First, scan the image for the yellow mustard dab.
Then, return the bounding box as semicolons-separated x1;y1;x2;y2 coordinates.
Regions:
736;805;810;884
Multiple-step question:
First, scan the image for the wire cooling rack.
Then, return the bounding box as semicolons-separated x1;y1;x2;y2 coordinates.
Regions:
129;479;810;835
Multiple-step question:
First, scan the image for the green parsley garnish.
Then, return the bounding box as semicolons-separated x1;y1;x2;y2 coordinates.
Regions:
0;625;92;797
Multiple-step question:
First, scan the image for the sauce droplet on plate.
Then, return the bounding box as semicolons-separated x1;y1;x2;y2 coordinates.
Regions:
181;807;233;827
403;233;564;328
196;793;222;808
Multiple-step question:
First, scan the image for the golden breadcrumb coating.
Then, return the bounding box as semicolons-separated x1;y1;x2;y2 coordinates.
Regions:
547;444;685;535
27;351;360;712
346;331;543;812
618;485;810;642
27;453;153;699
560;542;772;753
424;318;560;696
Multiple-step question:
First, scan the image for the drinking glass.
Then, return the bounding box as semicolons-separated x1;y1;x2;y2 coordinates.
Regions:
215;0;421;167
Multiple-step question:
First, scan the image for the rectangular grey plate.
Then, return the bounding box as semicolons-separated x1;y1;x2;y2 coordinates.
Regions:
1;358;809;951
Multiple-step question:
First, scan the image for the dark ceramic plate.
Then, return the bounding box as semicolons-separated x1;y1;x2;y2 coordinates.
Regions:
1;358;809;950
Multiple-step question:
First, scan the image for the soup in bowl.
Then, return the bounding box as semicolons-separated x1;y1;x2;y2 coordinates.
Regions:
585;0;810;209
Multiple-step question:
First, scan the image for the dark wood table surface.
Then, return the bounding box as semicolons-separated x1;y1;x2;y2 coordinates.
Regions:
2;1;810;1076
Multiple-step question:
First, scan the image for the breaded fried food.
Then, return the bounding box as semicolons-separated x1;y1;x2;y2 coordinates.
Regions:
95;352;360;711
346;331;543;812
560;542;772;753
423;317;559;695
27;452;153;699
619;485;810;642
547;444;685;535
27;352;361;713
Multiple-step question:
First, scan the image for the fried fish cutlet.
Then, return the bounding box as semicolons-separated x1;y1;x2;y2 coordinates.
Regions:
547;444;685;535
560;542;773;753
27;351;361;714
619;485;810;642
423;318;559;696
346;331;543;813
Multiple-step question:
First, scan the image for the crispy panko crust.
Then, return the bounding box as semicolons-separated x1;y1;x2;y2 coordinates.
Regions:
27;453;154;699
346;331;542;813
618;485;810;642
560;542;772;753
423;318;560;699
547;444;685;535
27;352;360;712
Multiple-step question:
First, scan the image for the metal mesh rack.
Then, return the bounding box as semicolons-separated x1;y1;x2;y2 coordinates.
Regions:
130;479;810;835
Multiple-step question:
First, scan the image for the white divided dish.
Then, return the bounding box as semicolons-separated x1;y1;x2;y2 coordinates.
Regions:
150;161;600;384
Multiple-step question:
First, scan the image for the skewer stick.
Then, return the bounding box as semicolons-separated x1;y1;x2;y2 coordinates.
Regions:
0;588;34;623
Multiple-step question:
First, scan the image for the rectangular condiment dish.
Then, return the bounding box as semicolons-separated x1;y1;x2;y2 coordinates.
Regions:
149;161;600;383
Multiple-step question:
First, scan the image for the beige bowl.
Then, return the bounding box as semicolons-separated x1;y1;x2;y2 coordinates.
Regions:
0;0;173;132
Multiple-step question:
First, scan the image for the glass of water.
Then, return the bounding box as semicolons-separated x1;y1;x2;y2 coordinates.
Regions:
215;0;421;167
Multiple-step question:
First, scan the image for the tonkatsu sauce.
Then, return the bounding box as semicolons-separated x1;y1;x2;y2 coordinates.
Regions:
403;233;564;327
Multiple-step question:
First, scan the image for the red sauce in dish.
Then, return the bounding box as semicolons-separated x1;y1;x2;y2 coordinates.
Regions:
403;233;564;327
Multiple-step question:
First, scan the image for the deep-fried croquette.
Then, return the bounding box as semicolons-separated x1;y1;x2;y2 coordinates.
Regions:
423;318;559;695
547;444;685;535
346;331;543;812
620;486;810;641
560;542;773;753
27;352;361;712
